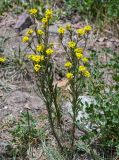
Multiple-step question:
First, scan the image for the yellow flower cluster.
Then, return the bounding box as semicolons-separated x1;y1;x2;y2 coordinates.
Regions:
42;17;48;24
79;65;86;72
45;9;53;19
29;8;38;15
27;54;44;72
41;9;53;25
83;70;90;77
77;28;85;36
84;25;92;32
74;48;83;53
28;54;44;63
34;64;41;72
36;44;44;52
22;28;34;43
68;41;76;48
26;29;34;35
79;65;90;78
66;72;73;79
64;61;72;68
58;27;65;35
74;48;89;62
22;36;29;43
77;25;92;36
0;57;6;63
37;29;44;35
76;52;83;59
65;64;90;79
74;47;83;59
46;48;54;55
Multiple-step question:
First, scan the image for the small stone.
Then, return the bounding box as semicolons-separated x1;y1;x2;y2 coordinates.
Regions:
64;96;97;130
14;12;34;32
49;24;58;34
0;90;3;97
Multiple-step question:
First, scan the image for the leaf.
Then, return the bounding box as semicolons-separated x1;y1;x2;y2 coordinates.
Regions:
113;75;119;82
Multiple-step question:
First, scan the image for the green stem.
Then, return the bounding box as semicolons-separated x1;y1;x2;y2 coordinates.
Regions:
70;81;77;151
37;74;63;151
46;103;63;151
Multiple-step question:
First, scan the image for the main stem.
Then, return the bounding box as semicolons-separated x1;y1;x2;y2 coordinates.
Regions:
40;74;63;151
70;79;78;155
46;103;63;151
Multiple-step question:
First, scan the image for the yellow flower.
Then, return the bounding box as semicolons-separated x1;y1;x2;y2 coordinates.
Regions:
58;27;65;34
68;41;76;48
37;29;44;35
77;28;85;36
46;48;54;55
79;65;86;72
65;24;71;30
76;53;83;59
83;70;91;78
0;57;6;63
22;36;29;42
28;55;44;62
36;44;44;52
42;17;48;24
40;55;44;61
26;29;34;35
64;61;72;68
34;64;41;72
84;25;92;32
66;72;73;79
45;9;53;19
29;8;38;15
82;57;89;63
74;48;83;53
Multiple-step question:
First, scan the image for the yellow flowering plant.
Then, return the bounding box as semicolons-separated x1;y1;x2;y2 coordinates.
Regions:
22;9;63;151
21;8;93;156
58;23;92;155
5;7;118;159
